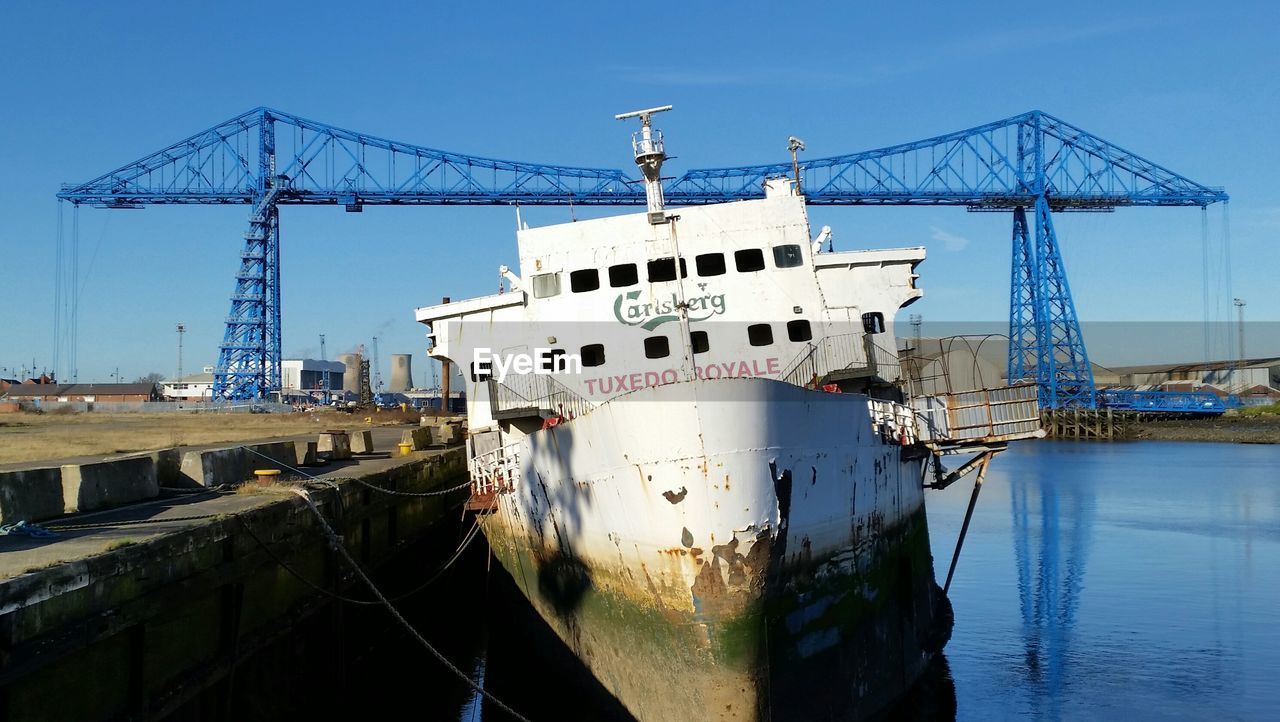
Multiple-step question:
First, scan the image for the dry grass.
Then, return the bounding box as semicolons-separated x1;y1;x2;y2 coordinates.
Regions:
0;408;421;466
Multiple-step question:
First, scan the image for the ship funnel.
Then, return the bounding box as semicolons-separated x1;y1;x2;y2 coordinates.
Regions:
389;353;414;392
616;105;672;225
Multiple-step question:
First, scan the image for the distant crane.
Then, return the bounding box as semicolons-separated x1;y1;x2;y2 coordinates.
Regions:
57;109;1227;407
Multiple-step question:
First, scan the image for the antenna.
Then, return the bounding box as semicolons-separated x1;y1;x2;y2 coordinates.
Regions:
788;136;806;192
176;322;186;382
616;104;673;225
614;105;673;122
1234;298;1246;391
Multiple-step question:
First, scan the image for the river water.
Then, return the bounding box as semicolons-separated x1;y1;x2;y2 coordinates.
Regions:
333;440;1280;721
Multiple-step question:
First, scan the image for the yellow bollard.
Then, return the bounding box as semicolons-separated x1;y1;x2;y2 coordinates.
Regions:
252;469;281;486
398;442;414;456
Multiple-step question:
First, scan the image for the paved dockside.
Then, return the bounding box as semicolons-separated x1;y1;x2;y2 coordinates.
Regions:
0;426;446;584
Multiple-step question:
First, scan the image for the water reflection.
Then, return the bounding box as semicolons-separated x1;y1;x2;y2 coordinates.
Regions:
1011;471;1094;719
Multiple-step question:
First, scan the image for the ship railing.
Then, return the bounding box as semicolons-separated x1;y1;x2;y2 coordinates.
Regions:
911;382;1042;448
487;372;595;422
779;332;902;389
631;129;664;158
468;442;520;498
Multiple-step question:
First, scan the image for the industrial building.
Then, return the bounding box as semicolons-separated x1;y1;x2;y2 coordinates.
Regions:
1094;357;1280;403
161;367;216;401
281;359;345;393
2;383;161;403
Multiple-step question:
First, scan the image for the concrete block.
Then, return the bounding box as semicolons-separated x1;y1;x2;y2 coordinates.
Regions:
294;440;319;466
178;441;297;488
318;431;352;460
351;429;375;454
178;448;238;488
0;466;65;524
401;427;432;451
149;448;183;487
61;456;159;514
244;441;298;471
434;421;463;447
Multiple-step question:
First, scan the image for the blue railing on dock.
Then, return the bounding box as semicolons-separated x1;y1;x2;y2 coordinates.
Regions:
1097;389;1240;415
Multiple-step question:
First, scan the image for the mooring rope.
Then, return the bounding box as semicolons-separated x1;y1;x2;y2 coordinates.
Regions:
237;512;483;606
289;487;530;722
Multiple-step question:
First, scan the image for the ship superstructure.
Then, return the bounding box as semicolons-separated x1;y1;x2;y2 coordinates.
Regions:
415;108;1040;721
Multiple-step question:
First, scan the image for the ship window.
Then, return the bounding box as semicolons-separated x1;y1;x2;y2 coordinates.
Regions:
695;253;726;277
735;249;766;272
647;257;687;282
787;320;812;342
539;348;567;373
531;272;561;298
773;244;804;268
470;360;492;382
862;312;885;335
608;263;638;287
691;330;710;354
581;344;606;367
748;324;773;346
644;336;670;359
570;269;600;293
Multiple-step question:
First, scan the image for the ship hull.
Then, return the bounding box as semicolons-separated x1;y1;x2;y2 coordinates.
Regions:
479;377;948;721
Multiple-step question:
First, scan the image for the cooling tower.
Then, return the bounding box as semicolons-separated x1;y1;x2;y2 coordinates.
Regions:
389;354;413;392
338;353;362;394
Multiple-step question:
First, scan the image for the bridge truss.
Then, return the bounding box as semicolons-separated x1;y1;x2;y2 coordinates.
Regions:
58;108;1226;405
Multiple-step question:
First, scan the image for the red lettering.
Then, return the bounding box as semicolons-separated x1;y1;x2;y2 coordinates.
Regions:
719;363;735;377
706;364;723;380
613;375;629;391
766;357;780;375
629;373;642;389
694;365;705;380
585;378;597;394
661;369;678;385
751;359;767;376
736;361;751;376
644;371;660;387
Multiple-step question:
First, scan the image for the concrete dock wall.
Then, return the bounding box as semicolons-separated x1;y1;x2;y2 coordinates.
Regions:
0;449;468;722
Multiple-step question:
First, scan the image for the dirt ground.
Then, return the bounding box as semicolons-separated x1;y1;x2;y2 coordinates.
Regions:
1130;412;1280;444
0;407;446;466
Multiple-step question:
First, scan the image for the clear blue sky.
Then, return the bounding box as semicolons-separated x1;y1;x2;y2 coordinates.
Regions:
1;1;1276;382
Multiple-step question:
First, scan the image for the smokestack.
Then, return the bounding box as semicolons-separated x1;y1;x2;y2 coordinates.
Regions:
337;352;362;394
389;354;413;392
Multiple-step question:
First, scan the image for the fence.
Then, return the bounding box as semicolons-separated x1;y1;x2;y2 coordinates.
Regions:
911;383;1041;444
487;373;595;421
780;332;902;389
8;399;297;414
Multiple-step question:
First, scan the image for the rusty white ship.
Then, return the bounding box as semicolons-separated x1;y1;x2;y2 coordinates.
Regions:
415;106;1041;721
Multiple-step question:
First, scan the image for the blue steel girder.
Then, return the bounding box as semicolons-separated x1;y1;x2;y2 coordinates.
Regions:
1032;197;1096;408
58;107;637;207
665;111;1227;208
57;108;1227;405
1007;206;1037;385
57;108;1228;208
